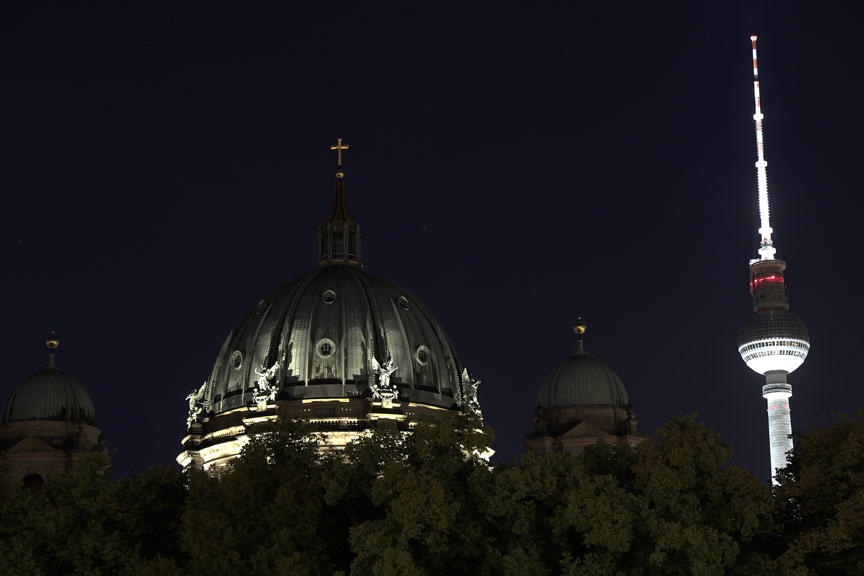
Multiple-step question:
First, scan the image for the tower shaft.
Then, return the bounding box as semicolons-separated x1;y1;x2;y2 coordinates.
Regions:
763;376;793;476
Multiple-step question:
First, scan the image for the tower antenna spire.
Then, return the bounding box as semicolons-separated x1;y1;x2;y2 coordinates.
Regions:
751;35;776;260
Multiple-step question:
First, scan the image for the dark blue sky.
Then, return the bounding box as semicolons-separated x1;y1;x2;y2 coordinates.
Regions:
3;1;863;481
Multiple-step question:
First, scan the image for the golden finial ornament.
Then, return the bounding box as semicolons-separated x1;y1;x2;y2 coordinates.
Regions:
45;330;60;350
573;317;587;353
330;137;349;179
573;317;587;336
46;329;60;367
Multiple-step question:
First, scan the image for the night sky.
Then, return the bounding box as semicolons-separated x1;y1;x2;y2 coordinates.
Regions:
4;2;864;482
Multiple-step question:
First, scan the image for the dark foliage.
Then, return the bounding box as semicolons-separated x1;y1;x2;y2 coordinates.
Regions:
2;413;863;575
0;455;186;575
774;410;864;575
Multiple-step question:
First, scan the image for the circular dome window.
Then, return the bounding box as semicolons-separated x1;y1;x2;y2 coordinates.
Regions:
397;296;410;311
316;338;336;359
415;345;431;365
231;350;243;370
322;290;337;305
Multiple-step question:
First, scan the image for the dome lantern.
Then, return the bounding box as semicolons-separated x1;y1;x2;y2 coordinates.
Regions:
318;138;361;265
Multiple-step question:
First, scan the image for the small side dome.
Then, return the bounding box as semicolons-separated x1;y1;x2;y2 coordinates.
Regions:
537;352;629;409
2;368;97;425
527;319;641;457
538;319;629;409
1;334;97;425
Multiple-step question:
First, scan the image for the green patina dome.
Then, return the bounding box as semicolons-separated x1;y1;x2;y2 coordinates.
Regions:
537;349;629;409
2;353;97;426
205;263;468;414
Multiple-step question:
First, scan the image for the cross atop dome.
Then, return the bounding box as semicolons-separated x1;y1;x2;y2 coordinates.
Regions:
330;137;349;179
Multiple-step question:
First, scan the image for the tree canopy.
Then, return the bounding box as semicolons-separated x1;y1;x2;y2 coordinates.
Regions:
1;413;863;575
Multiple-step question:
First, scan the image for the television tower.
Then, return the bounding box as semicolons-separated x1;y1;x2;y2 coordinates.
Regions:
737;36;810;482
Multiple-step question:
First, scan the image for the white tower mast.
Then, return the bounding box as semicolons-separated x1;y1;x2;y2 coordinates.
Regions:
737;36;810;483
751;35;776;261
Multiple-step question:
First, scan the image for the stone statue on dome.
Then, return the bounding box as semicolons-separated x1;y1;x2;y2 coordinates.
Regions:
253;361;280;404
370;357;397;403
461;368;482;417
186;381;207;428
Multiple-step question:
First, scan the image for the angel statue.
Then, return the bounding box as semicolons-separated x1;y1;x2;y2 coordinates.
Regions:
253;361;280;403
186;381;207;428
370;357;398;403
461;368;482;417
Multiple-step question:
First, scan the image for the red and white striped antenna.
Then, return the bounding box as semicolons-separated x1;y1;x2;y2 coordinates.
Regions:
751;35;776;260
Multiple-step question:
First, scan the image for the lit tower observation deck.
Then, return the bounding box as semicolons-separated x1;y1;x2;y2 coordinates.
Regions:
737;36;810;482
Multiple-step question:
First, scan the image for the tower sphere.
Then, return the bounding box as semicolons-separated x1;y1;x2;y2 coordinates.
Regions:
2;367;97;425
738;308;810;375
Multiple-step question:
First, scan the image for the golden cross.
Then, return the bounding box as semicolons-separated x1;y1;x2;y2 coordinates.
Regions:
330;137;349;167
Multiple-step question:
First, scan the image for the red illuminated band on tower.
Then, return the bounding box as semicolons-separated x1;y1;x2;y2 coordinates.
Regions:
753;275;784;286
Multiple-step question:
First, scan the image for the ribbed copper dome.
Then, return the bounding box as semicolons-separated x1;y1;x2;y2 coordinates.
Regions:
204;262;468;415
2;366;97;425
537;351;629;409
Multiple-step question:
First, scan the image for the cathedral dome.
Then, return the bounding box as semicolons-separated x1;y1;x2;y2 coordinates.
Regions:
205;262;467;415
179;146;485;473
2;365;97;425
537;347;629;410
